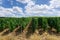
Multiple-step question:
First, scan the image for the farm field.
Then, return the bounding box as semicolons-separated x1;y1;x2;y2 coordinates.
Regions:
0;17;60;40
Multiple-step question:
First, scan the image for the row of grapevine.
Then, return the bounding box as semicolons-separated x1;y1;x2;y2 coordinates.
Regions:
0;17;60;33
47;17;60;33
56;17;60;33
38;17;48;31
31;18;38;32
38;17;60;33
0;17;32;32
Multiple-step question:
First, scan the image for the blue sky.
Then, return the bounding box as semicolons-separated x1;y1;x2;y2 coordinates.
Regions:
1;0;50;8
34;0;50;5
1;0;27;8
0;0;60;17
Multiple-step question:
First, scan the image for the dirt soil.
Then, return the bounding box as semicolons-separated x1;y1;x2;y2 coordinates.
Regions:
0;29;60;40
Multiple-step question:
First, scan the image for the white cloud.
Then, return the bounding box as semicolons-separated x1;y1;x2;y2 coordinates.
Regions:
25;0;60;17
16;0;31;3
0;6;25;17
50;0;60;8
13;6;25;17
0;0;60;17
0;7;15;17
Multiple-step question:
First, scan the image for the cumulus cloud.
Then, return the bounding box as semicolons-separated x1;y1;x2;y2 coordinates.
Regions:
25;0;60;17
13;7;25;17
0;6;25;17
0;7;14;17
50;0;60;8
0;0;60;17
16;0;31;3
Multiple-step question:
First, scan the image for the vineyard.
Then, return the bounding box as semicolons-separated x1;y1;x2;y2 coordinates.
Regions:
0;17;60;33
0;17;60;40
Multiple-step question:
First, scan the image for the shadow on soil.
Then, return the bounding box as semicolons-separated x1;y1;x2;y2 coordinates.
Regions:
1;26;60;37
26;26;35;38
1;29;11;36
15;26;23;36
1;26;23;36
47;29;60;36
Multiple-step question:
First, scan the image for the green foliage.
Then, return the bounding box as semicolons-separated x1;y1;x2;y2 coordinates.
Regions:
31;18;38;32
0;18;4;31
48;17;57;29
0;17;60;33
41;17;48;31
38;17;42;26
0;17;31;32
56;17;60;33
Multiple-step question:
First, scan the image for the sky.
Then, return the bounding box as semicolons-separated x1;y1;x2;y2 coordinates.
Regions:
0;0;60;17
